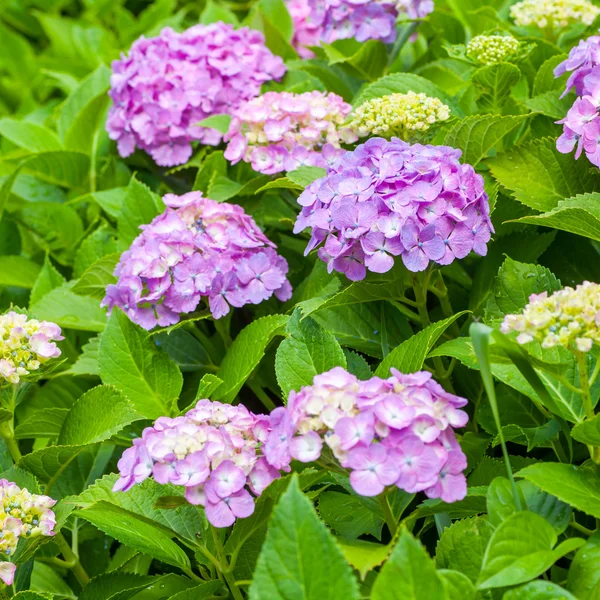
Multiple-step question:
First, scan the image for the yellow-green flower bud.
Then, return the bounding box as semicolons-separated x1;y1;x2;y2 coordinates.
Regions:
349;92;450;141
501;281;600;353
466;35;521;66
510;0;600;29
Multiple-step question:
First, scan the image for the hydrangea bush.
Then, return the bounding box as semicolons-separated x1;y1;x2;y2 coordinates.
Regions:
2;0;600;598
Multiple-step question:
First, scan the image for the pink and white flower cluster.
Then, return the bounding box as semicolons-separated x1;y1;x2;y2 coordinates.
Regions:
224;91;358;174
294;137;492;279
102;192;292;329
0;480;57;585
555;35;600;167
286;0;434;58
264;367;469;502
113;400;280;528
0;312;63;384
106;23;286;167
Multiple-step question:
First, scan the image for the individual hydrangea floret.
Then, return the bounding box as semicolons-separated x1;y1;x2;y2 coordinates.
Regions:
224;91;358;174
264;367;469;503
348;92;450;141
114;400;279;528
554;35;600;167
466;35;521;66
294;137;493;279
102;192;292;330
510;0;600;30
501;282;600;352
0;312;63;384
0;480;56;585
106;24;286;167
286;0;434;58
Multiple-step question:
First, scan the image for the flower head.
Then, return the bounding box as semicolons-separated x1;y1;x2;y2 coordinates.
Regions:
113;400;278;528
263;367;469;503
510;0;600;30
555;35;600;97
286;0;434;58
466;35;521;66
501;281;600;352
349;92;450;141
0;479;56;582
106;23;286;166
295;137;492;277
102;192;292;329
0;312;63;384
224;91;358;174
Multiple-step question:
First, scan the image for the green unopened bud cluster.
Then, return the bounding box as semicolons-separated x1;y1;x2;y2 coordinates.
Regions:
501;281;600;353
349;92;450;140
510;0;600;29
466;35;520;66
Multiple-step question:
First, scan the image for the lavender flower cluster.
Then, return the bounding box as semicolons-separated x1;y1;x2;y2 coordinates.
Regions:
106;23;286;167
265;367;469;503
294;137;493;279
102;192;292;329
113;400;279;528
287;0;434;58
555;35;600;167
224;91;358;174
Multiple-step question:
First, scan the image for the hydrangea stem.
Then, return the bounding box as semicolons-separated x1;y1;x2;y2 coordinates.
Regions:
386;21;420;73
55;532;90;587
0;384;21;463
378;492;398;538
574;350;600;463
211;526;244;600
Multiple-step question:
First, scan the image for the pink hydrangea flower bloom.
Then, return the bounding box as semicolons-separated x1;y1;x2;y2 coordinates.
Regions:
106;23;286;166
295;137;493;277
263;366;469;503
224;91;358;174
102;192;292;329
113;400;278;528
286;0;434;58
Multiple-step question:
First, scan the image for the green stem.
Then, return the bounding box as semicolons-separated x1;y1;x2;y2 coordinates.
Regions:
590;357;600;388
212;527;243;600
569;519;595;537
248;380;276;412
385;21;419;73
388;300;422;325
55;532;90;587
378;492;398;538
0;384;21;463
575;351;594;419
433;272;461;338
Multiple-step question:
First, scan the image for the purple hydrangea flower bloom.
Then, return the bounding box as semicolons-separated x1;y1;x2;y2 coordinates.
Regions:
286;0;434;58
113;400;276;528
102;192;292;329
107;23;286;166
295;138;493;277
262;366;470;503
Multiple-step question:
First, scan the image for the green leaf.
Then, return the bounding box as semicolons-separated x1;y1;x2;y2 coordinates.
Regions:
567;533;600;599
275;310;346;398
507;192;600;242
0;118;62;153
19;444;87;491
258;0;294;42
572;414;600;446
487;138;600;212
472;63;521;112
14;408;68;440
375;312;468;377
196;374;224;401
353;72;461;115
118;176;164;247
21;151;90;189
318;491;383;540
0;164;21;225
443;114;528;166
371;528;448;600
0;256;41;288
477;511;584;589
287;166;327;187
98;310;183;419
195;114;231;134
214;315;288;403
169;582;223;600
86;188;126;219
207;175;243;201
30;283;108;332
12;593;52;600
249;475;359;600
58;385;141;446
438;570;477;600
524;91;573;119
193;151;227;194
30;255;66;306
65;94;110;155
337;538;392;581
504;581;578;599
76;501;191;570
519;463;600;520
199;0;239;24
256;177;303;193
73;473;207;546
63;336;99;377
72;253;119;299
79;573;175;600
31;562;75;599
